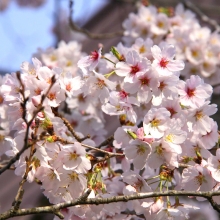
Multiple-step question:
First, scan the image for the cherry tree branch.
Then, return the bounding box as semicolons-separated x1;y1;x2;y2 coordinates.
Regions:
81;143;124;158
68;0;124;39
0;159;15;170
56;136;124;159
51;108;82;142
1;189;220;219
0;189;92;220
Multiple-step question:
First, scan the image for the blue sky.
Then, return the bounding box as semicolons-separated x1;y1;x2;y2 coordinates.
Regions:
0;0;108;72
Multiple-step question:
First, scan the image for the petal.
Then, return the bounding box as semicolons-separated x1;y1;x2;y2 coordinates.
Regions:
151;45;162;60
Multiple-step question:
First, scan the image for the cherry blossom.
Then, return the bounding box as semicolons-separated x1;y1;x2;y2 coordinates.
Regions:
1;6;220;219
151;44;184;75
78;48;102;76
124;139;151;170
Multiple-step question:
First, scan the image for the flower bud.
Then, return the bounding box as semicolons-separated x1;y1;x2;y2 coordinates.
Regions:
110;47;125;61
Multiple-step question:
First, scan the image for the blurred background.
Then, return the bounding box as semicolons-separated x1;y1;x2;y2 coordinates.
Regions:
1;0;220;219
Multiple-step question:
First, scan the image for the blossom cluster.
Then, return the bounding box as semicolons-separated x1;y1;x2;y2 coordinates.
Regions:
0;4;220;220
0;37;219;219
122;3;220;92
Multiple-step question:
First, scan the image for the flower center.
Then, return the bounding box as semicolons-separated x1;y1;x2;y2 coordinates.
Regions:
96;79;106;89
159;58;169;68
156;144;163;155
195;172;205;185
50;55;57;61
78;94;85;102
90;50;99;61
34;88;42;95
195;111;204;120
69;152;78;160
66;83;72;92
165;134;174;143
159;81;166;90
47;92;56;100
66;60;72;67
139;45;146;54
157;21;164;28
130;64;140;75
140;77;149;85
136;145;146;155
186;88;195;97
192;50;199;58
151;118;160;127
48;170;56;180
166;107;176;117
29;68;36;75
68;172;79;181
119;90;128;99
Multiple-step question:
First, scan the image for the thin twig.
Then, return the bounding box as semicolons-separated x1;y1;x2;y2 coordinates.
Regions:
97;136;114;149
68;0;123;39
16;71;28;124
82;143;124;158
56;136;124;159
52;109;82;142
0;160;15;170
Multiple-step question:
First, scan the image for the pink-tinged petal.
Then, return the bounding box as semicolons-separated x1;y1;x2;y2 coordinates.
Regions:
63;157;82;170
89;60;99;71
172;131;187;144
195;88;211;99
147;151;164;169
124;82;139;94
125;144;137;160
151;45;162;60
127;96;140;106
115;62;131;76
126;50;141;65
182;166;198;182
137;90;152;103
212;170;220;182
167;142;182;154
182;178;199;191
149;126;164;138
123;185;136;195
99;87;109;103
102;103;124;115
76;157;91;173
167;60;185;72
77;56;91;67
126;107;137;123
203;104;217;116
133;155;147;170
162;45;176;59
